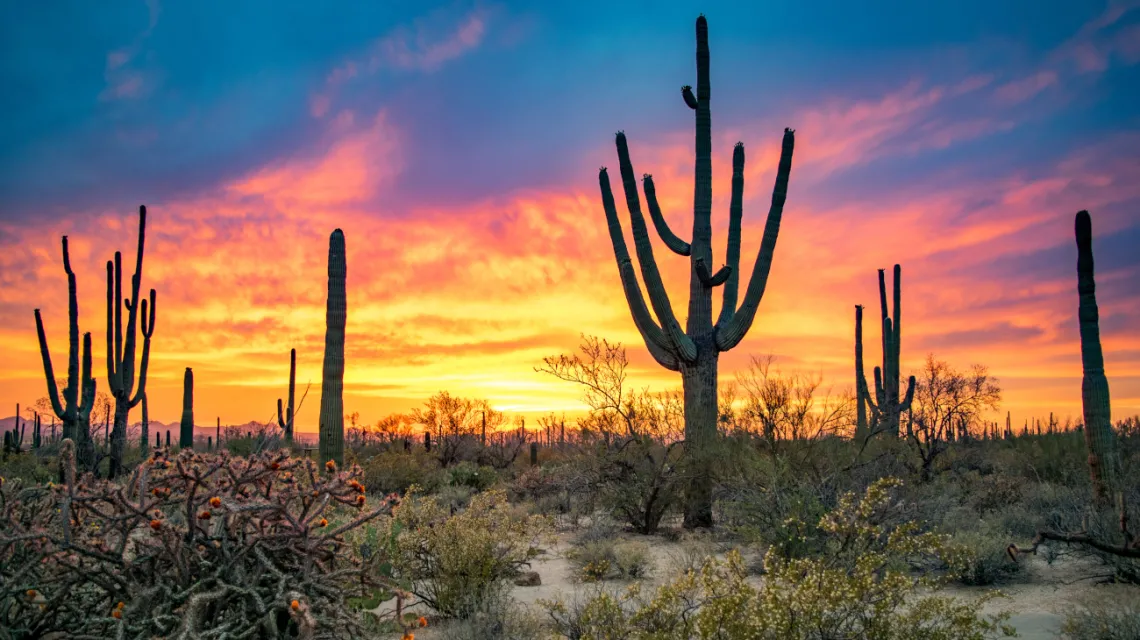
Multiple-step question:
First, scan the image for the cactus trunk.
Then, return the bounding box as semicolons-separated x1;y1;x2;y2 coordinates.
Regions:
180;367;194;448
854;305;870;438
1074;210;1120;504
278;348;297;442
141;392;149;455
857;266;916;438
318;230;347;468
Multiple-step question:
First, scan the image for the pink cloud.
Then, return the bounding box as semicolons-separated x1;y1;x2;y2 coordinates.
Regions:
993;70;1059;105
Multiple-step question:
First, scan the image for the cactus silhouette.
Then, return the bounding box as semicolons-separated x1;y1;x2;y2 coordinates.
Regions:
319;230;346;467
277;348;297;443
1074;210;1120;504
141;392;149;455
599;15;795;528
857;265;916;438
106;205;157;478
35;236;97;465
180;367;194;448
855;305;870;438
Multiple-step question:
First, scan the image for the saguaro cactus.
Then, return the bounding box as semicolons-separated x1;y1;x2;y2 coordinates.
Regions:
1074;210;1120;504
600;15;795;528
180;367;194;448
277;348;297;443
857;265;916;438
318;230;347;467
855;305;870;439
35;236;97;451
106;205;157;478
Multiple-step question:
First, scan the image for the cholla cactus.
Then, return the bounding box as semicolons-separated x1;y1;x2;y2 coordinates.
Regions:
0;442;402;638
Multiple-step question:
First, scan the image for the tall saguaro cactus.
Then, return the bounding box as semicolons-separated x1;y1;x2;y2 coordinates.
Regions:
277;348;297;443
857;265;916;438
180;367;194;448
600;15;796;528
106;205;157;478
319;230;347;467
35;236;98;465
854;305;870;439
1074;210;1120;504
140;392;149;455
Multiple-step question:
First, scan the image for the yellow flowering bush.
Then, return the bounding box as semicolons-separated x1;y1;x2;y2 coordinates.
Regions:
389;487;550;618
543;478;1018;639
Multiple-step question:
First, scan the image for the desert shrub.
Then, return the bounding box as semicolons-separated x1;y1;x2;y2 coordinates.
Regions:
448;461;499;491
567;538;651;582
510;462;597;526
359;449;445;496
542;477;1017;640
947;527;1024;586
719;454;833;559
436;483;476;511
443;593;550;640
0;450;55;484
666;531;721;574
593;436;685;534
389;488;550;618
1060;591;1140;639
0;441;399;639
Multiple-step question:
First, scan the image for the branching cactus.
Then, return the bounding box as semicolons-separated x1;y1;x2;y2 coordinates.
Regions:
179;367;194;448
0;444;402;638
319;230;347;467
278;348;297;443
600;15;795;527
34;236;97;451
1074;210;1121;504
106;205;157;478
857;265;916;438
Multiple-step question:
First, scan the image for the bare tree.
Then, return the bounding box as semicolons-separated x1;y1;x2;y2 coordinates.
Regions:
907;354;1001;481
537;335;639;437
734;355;852;454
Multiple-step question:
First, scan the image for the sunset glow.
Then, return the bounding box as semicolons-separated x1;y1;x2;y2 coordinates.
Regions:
1;1;1138;434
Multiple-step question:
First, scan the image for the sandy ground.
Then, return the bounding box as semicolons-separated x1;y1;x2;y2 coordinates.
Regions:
380;530;1139;639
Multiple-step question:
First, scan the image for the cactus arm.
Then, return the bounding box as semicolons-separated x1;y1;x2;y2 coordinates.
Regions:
614;133;697;362
899;375;916;412
892;264;902;377
114;252;123;374
714;128;795;351
682;85;698;110
600;167;679;358
62;237;79;411
641;174;691;256
78;332;96;422
277;398;287;428
717;142;746;327
106;260;121;395
121;206;147;395
129;292;155;407
695;259;731;287
34;310;67;419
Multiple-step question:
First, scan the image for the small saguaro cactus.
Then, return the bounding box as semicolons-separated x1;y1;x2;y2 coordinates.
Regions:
180;368;194;448
1074;210;1121;505
278;348;297;442
857;265;916;438
318;230;347;468
599;14;796;528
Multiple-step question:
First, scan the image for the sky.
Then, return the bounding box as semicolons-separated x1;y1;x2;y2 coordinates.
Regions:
0;0;1138;434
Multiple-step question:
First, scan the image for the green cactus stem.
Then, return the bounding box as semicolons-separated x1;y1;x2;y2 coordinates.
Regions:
180;367;194;448
35;236;97;454
855;305;870;439
1074;210;1121;504
106;205;156;478
599;14;795;529
318;230;346;467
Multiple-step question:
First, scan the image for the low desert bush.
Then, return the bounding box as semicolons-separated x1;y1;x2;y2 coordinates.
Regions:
0;440;399;639
1060;591;1140;639
359;449;446;496
542;477;1017;640
389;487;550;618
567;538;654;582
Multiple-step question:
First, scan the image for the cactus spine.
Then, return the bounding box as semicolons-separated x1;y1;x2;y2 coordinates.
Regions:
277;348;297;443
600;15;795;528
1074;210;1120;504
318;230;346;467
35;236;97;465
857;265;916;438
180;367;194;448
106;205;157;478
